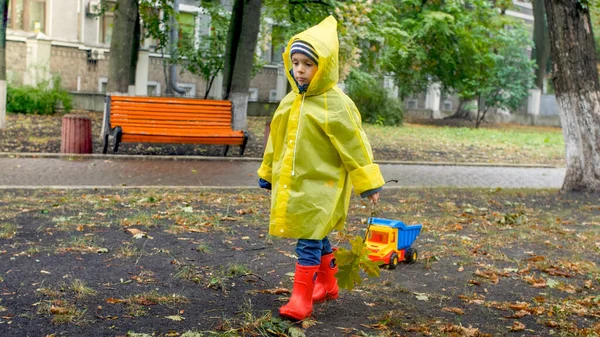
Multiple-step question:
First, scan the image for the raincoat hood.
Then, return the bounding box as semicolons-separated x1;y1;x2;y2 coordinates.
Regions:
284;16;339;96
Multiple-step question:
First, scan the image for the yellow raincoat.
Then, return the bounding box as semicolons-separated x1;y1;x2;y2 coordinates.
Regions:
257;16;385;240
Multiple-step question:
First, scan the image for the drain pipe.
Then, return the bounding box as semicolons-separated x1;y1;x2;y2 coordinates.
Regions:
169;0;186;95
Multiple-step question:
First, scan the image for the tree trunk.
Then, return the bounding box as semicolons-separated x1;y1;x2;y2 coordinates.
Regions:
222;0;244;98
446;98;476;120
545;0;600;192
532;0;550;90
0;0;8;129
107;0;140;94
222;0;262;130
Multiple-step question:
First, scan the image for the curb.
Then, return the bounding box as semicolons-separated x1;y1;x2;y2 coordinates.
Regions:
0;152;563;168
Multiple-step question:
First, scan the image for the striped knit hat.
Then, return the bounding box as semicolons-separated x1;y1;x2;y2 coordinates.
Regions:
290;40;319;65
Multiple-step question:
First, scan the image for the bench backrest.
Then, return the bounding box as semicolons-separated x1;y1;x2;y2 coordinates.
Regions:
109;96;234;131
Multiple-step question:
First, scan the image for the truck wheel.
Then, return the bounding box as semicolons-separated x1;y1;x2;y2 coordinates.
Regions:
388;252;399;269
405;248;418;264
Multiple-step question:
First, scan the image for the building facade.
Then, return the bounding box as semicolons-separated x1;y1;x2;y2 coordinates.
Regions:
6;0;285;103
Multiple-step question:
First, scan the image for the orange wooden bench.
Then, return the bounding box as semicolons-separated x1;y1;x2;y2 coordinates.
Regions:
101;95;248;156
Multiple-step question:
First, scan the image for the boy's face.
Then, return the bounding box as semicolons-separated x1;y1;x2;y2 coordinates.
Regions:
291;53;318;87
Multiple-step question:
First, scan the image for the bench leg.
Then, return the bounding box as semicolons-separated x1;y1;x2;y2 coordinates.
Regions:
113;126;123;153
223;145;230;157
239;132;249;156
102;133;109;154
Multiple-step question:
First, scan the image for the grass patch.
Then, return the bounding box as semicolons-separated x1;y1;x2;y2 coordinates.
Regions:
364;122;564;165
56;235;104;253
0;223;18;239
122;291;188;317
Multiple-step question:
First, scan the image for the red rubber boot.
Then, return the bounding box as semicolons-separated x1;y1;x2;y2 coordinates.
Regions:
279;264;318;321
312;250;339;302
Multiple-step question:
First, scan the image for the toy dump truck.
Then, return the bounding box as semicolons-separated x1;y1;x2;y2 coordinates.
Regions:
365;217;422;269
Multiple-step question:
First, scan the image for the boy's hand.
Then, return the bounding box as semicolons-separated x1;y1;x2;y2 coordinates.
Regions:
368;192;379;204
258;178;272;190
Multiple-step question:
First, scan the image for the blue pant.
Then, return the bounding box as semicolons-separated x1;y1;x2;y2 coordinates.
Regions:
296;237;333;266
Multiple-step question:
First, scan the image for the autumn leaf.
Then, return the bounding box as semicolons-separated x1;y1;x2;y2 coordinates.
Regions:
165;315;185;321
474;269;499;284
440;324;489;337
509;321;525;331
442;307;465;315
508;302;529;310
257;288;290;295
506;310;529;319
106;298;123;304
335;236;381;290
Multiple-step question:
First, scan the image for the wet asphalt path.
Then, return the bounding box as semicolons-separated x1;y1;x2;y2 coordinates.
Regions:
0;155;566;189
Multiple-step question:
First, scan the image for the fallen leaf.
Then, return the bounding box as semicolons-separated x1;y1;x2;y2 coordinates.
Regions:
440;324;486;337
474;269;499;284
106;298;123;304
442;307;465;315
258;288;290;295
165;315;185;321
126;228;145;236
508;302;529;311
527;255;545;262
415;293;429;301
509;321;525;331
301;319;317;329
506;310;529;319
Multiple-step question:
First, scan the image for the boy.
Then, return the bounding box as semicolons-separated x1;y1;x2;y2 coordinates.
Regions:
258;16;384;321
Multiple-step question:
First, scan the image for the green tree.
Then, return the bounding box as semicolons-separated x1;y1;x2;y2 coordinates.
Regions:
472;27;535;127
373;0;534;126
178;2;229;99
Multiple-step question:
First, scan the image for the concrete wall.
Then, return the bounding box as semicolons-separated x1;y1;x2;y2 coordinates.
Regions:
50;0;79;42
6;41;27;85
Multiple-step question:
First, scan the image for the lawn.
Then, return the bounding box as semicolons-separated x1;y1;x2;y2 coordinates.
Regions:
0;112;565;166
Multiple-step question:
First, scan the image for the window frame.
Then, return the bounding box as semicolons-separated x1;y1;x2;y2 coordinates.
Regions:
9;0;47;33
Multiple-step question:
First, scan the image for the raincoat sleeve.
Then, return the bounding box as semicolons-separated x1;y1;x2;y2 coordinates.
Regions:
327;92;385;195
257;131;274;182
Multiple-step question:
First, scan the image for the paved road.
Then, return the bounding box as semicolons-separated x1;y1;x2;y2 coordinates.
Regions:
0;155;566;189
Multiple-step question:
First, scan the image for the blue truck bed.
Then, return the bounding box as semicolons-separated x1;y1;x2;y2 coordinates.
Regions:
369;217;422;250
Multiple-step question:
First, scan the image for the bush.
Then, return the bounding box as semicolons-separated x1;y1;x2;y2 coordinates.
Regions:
345;70;403;126
7;76;72;115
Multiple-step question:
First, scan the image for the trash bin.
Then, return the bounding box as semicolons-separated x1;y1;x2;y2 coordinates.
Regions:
61;115;92;154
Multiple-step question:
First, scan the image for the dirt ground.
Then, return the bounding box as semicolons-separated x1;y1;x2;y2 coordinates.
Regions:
0;188;599;337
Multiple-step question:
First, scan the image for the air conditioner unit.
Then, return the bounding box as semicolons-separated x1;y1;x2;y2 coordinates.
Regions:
87;48;105;61
86;0;101;16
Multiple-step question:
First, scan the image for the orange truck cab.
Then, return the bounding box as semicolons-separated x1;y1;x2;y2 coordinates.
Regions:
365;218;422;269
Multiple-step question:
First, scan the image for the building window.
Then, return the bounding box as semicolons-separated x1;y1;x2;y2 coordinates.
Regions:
176;83;196;98
270;25;285;64
98;77;108;93
249;88;259;102
101;1;116;45
9;0;46;33
405;93;419;109
147;81;161;96
178;12;196;49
